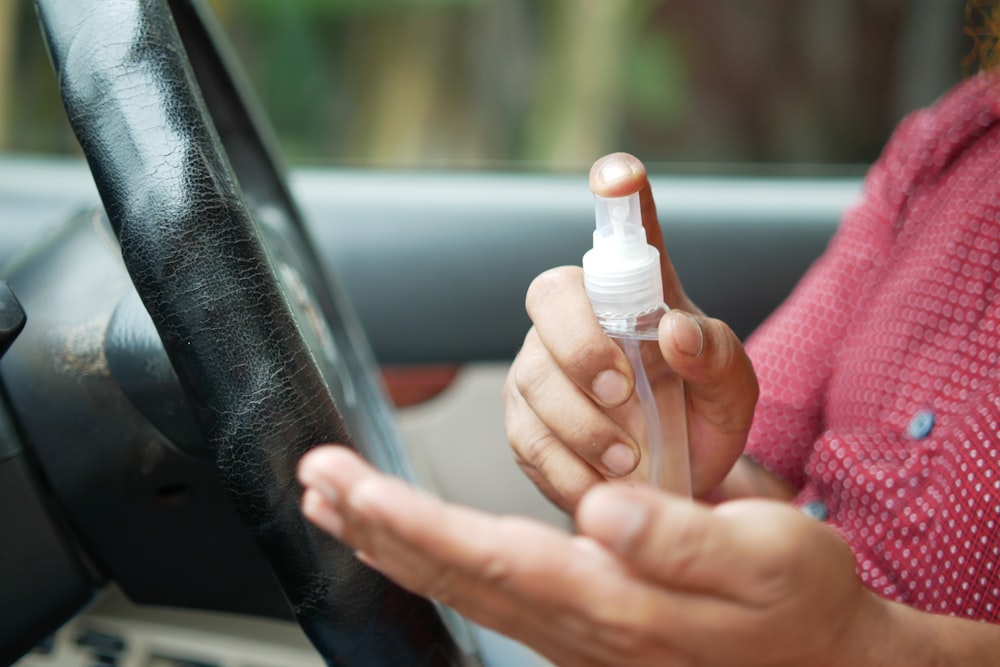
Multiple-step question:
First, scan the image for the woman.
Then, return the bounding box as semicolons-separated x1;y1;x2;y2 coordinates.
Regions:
298;6;1000;665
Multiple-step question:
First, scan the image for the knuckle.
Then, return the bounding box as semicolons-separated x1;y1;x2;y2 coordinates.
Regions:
479;521;523;586
502;406;528;450
513;430;603;509
423;563;462;607
698;317;759;431
701;317;734;367
560;339;612;387
501;366;521;408
561;421;611;458
512;453;542;483
512;354;558;405
704;317;751;382
584;596;670;662
592;623;646;658
507;392;617;468
518;428;562;471
479;552;511;589
513;456;575;511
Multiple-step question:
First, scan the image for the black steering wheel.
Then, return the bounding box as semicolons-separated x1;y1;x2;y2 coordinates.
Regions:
27;0;476;664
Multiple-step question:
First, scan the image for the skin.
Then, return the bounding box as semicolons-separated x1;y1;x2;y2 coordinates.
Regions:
297;153;1000;666
298;447;1000;667
503;152;781;508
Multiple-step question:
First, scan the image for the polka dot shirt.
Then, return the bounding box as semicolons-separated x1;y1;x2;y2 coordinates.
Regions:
744;69;1000;621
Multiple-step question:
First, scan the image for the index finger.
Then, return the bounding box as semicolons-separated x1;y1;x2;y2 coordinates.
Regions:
300;448;758;665
300;447;647;659
589;153;694;314
524;266;633;409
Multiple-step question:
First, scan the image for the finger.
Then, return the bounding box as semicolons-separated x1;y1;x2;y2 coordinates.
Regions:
575;484;811;602
504;372;607;510
343;467;751;666
341;474;703;667
525;267;633;409
507;329;642;481
354;507;621;667
589;152;696;313
298;444;369;507
301;451;576;654
658;310;758;494
301;448;655;662
589;152;665;270
301;488;344;537
302;449;760;666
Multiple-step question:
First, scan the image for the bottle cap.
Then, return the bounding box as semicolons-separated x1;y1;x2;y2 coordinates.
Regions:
582;192;663;317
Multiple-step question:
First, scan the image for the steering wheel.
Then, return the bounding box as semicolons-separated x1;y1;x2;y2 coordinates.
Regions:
29;0;476;664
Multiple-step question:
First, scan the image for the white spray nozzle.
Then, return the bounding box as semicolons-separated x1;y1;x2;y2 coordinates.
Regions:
583;192;663;318
594;192;644;257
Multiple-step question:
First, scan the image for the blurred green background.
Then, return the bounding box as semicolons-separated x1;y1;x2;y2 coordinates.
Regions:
0;0;969;171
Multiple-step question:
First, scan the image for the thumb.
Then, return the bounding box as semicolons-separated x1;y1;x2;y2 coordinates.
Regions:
658;309;759;494
575;484;739;593
575;484;785;598
576;484;859;611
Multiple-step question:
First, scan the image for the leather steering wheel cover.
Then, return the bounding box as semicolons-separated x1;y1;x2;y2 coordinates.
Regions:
34;1;468;664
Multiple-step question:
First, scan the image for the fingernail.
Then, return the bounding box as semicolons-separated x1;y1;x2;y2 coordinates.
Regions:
597;157;635;185
300;469;340;505
581;488;648;554
601;442;637;476
593;369;629;406
668;312;704;357
302;488;344;538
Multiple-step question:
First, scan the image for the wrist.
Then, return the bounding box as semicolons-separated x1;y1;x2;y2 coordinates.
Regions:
836;592;1000;667
825;591;895;667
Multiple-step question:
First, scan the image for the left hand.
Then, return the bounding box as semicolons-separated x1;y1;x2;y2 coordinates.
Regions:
297;445;882;667
503;153;758;509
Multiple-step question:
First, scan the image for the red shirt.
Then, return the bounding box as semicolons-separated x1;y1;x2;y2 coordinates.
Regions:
744;70;1000;621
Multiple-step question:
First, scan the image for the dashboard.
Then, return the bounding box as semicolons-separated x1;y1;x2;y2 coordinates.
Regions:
15;586;323;667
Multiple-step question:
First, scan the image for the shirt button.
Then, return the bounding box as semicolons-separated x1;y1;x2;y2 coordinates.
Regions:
907;410;935;440
801;501;829;521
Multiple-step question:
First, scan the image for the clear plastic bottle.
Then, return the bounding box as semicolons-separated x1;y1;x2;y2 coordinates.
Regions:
582;192;691;495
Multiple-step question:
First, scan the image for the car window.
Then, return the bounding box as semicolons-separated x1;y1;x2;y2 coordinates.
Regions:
0;1;970;172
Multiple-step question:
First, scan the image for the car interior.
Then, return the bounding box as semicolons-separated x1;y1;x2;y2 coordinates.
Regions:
0;1;966;666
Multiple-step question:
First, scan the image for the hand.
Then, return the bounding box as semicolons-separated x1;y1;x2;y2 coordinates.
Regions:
503;152;758;509
297;445;882;667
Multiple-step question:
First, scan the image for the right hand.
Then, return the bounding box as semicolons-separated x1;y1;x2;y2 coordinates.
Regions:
299;446;887;667
503;152;759;510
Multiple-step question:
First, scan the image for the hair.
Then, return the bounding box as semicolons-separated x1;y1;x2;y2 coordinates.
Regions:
965;0;1000;71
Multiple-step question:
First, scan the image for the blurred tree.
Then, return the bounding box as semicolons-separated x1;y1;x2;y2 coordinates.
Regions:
0;0;969;170
205;0;965;169
209;0;679;168
632;0;965;165
2;1;78;154
0;1;17;150
521;1;632;166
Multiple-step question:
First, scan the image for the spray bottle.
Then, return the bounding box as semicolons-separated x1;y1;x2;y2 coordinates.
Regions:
582;192;691;494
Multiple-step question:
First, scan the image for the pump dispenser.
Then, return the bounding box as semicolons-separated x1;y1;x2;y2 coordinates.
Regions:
582;192;691;494
584;193;662;331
